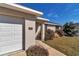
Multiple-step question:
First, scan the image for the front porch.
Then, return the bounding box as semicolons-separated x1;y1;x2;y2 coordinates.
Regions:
35;21;62;41
35;21;46;41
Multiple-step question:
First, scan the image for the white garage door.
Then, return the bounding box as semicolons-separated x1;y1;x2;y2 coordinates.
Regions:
0;15;24;55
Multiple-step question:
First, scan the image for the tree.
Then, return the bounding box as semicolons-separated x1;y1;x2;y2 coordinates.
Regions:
63;22;75;36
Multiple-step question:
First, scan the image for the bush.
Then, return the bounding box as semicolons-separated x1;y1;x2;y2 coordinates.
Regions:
36;32;41;40
55;29;64;37
45;29;54;40
26;45;49;56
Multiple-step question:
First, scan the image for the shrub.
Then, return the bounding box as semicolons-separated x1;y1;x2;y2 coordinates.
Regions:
45;29;54;40
36;32;41;40
26;45;49;56
55;29;64;37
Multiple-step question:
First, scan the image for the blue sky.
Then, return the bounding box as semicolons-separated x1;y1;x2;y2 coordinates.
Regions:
19;3;79;25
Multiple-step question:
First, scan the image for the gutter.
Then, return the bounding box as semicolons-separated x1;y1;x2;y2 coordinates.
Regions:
0;3;43;16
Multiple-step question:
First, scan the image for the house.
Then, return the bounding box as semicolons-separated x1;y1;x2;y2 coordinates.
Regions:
0;3;43;55
45;21;62;32
45;22;62;38
0;3;62;55
36;18;62;41
74;23;79;36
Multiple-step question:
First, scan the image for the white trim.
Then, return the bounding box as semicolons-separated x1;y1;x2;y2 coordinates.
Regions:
0;3;43;16
37;17;49;21
35;26;41;38
45;22;58;26
45;22;61;26
41;24;45;41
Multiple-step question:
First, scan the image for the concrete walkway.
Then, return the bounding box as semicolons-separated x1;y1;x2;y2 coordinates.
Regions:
36;40;66;56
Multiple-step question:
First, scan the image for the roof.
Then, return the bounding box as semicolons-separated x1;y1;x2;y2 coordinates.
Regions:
0;3;43;16
37;17;49;22
45;21;62;27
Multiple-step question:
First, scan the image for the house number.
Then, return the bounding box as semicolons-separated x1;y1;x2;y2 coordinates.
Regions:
28;27;33;30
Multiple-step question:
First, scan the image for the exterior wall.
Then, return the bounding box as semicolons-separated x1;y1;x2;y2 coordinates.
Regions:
47;25;56;32
25;19;36;50
56;26;61;30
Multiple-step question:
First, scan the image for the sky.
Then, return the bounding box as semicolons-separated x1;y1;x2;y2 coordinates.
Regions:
19;3;79;25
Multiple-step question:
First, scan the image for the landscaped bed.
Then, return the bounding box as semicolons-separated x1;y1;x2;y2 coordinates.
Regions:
43;36;79;56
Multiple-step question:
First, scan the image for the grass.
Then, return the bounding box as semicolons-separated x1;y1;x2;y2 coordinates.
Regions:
43;36;79;56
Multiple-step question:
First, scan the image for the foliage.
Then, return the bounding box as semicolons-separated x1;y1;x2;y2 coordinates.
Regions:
55;29;64;37
45;29;54;40
36;32;41;40
26;45;49;56
63;22;75;36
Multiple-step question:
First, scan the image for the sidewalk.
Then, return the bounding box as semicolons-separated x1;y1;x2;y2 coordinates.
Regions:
36;40;66;56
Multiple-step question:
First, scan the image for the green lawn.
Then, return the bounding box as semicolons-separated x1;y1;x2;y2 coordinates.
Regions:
43;36;79;56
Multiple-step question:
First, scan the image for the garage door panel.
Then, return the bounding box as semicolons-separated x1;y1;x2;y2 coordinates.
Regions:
0;37;12;42
0;15;23;55
0;44;22;54
0;36;22;42
0;15;24;24
0;41;22;47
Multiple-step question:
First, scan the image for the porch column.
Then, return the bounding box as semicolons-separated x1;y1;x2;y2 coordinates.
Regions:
41;24;45;41
35;26;41;39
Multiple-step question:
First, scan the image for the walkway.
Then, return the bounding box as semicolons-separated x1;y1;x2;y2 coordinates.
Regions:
2;40;66;56
36;40;66;56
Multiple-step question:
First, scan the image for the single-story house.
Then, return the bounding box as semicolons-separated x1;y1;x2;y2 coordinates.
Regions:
0;3;43;55
36;17;62;41
45;22;62;32
0;3;62;55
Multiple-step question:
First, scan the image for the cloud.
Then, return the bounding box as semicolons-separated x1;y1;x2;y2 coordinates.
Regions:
53;14;59;17
69;19;79;23
47;13;54;17
47;12;59;18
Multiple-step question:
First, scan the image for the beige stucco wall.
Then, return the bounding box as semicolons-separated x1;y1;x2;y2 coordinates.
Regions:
25;19;36;50
47;25;56;32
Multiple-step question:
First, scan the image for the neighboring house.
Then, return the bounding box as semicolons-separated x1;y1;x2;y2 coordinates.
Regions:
74;23;79;36
36;17;49;41
45;21;62;32
36;18;62;41
0;3;43;55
